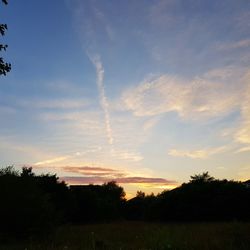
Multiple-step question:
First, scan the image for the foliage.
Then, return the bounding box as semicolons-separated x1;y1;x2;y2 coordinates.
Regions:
0;0;11;76
70;181;126;223
2;222;250;250
190;171;215;183
0;166;68;239
125;172;250;222
1;166;250;243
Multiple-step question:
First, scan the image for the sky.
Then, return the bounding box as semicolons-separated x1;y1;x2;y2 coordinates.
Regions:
0;0;250;197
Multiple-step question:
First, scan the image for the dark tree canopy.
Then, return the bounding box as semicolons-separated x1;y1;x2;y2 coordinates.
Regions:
190;171;215;183
0;0;11;76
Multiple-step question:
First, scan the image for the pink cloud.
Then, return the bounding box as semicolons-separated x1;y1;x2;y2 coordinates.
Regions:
61;176;177;185
62;166;117;173
61;166;126;177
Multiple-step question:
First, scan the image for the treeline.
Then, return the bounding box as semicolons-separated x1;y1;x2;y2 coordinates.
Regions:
126;173;250;222
0;166;126;240
1;167;250;240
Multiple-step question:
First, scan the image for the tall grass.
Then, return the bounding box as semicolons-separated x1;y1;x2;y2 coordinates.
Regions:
1;222;250;250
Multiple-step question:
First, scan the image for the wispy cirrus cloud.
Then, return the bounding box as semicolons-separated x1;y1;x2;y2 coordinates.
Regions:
92;6;115;41
0;139;46;158
234;73;250;146
69;0;115;147
118;66;250;160
122;67;244;120
235;146;250;153
143;117;161;132
34;156;70;166
88;53;114;146
168;146;228;159
111;149;143;162
69;0;115;45
67;1;146;164
217;39;250;50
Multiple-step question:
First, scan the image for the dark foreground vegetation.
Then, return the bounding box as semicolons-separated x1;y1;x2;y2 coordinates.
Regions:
2;222;250;250
1;166;250;249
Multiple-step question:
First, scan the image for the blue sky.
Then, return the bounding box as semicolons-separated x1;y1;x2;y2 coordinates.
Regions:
1;0;250;196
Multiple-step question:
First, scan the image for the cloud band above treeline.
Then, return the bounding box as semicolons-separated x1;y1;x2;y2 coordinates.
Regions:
61;176;176;185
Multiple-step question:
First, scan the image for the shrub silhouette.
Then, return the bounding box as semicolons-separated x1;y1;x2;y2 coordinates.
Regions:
70;181;126;223
0;166;68;239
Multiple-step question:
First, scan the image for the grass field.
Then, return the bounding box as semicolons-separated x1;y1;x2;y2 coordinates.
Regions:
1;222;250;250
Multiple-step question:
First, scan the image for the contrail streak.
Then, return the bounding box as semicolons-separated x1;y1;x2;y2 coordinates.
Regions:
88;53;114;146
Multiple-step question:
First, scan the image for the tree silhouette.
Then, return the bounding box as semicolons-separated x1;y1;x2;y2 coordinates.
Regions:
1;166;250;241
0;0;11;76
70;181;126;223
136;190;145;198
0;166;69;239
190;171;215;183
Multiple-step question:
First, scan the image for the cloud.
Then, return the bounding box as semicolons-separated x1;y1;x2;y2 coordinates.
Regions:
217;39;250;50
88;53;114;146
35;164;177;187
40;110;98;122
61;176;177;185
237;165;250;180
69;0;115;50
63;166;117;173
149;0;182;28
68;2;145;162
234;71;250;145
235;146;250;153
35;163;178;188
236;126;250;144
34;156;70;166
20;98;89;109
143;117;161;131
61;166;138;178
92;6;115;41
39;110;106;140
0;137;65;167
37;110;144;164
168;146;228;159
111;149;144;162
235;11;250;32
122;67;244;121
75;146;102;156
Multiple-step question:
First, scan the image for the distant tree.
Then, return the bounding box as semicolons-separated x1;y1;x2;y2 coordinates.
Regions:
190;171;215;183
0;0;11;76
102;181;126;201
21;166;35;177
124;191;158;221
69;181;126;223
136;191;145;198
101;181;126;220
0;166;70;239
0;165;18;176
153;172;250;222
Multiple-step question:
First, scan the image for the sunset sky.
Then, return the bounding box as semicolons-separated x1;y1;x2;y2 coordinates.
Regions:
1;0;250;197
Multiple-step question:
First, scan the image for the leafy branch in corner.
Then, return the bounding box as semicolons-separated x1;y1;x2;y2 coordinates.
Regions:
0;0;11;76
